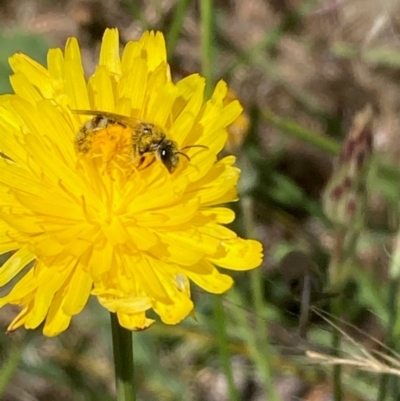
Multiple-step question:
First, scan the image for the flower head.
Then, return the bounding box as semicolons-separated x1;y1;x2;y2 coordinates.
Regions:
0;29;263;336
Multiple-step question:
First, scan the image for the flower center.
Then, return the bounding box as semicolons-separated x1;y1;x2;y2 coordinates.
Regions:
91;123;132;162
75;119;138;175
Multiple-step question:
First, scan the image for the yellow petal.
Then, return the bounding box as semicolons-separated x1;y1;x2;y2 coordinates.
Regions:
9;53;53;99
0;267;40;307
89;66;115;112
97;292;152;314
132;255;174;304
117;311;154;330
43;291;72;336
89;240;114;277
0;246;34;286
210;238;263;270
64;37;90;110
118;58;148;112
25;265;72;329
62;267;92;315
10;72;43;104
200;207;235;224
47;48;64;82
153;289;193;325
7;305;31;332
140;31;167;72
99;28;121;75
186;262;234;294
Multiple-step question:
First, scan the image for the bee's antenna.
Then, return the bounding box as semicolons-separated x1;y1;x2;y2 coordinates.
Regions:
180;144;208;151
176;152;191;161
176;144;208;162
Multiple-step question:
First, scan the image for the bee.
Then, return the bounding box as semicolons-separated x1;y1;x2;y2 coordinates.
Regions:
73;110;206;173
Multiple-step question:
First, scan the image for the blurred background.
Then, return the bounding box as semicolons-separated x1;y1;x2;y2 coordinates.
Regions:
2;0;400;400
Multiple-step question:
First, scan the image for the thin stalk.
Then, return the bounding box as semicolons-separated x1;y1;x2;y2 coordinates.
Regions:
166;0;191;55
200;0;213;98
329;228;364;400
377;278;398;401
328;231;345;401
201;1;240;399
213;296;241;401
331;298;343;401
242;195;280;401
110;313;136;401
262;109;340;156
378;218;400;401
0;342;23;396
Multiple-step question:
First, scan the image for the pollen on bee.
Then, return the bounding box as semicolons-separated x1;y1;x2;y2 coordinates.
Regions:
93;125;132;161
75;121;135;176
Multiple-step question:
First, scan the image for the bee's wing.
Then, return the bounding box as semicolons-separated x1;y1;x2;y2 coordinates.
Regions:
72;110;140;127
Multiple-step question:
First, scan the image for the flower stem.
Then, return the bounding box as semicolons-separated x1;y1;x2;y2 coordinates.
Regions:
242;195;280;401
200;2;240;399
328;231;345;401
378;222;400;401
200;0;214;98
166;0;191;55
0;341;24;397
213;295;241;401
110;313;136;401
377;277;398;401
331;298;342;401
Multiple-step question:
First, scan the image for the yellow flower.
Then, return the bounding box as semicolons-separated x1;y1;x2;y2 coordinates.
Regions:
224;89;250;153
0;29;263;336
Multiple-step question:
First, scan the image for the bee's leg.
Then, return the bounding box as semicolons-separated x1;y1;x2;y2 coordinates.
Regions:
137;154;156;170
136;155;145;169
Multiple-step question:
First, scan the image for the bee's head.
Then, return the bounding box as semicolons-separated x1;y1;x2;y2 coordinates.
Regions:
156;141;207;173
157;140;180;173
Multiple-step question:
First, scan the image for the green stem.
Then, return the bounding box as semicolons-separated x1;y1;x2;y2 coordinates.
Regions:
331;298;342;401
262;109;340;156
328;231;345;401
378;273;400;400
110;313;136;401
200;0;214;98
0;342;23;396
200;2;240;399
213;296;241;401
242;195;280;401
381;220;400;400
166;0;191;55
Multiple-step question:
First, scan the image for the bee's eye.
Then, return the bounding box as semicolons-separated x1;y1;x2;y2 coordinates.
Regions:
160;149;168;159
158;145;175;172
